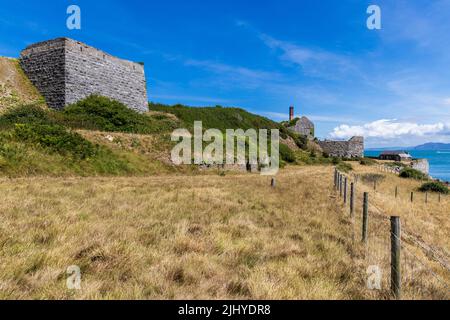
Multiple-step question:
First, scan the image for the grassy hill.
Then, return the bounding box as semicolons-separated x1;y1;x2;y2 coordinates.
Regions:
0;58;327;177
0;96;187;177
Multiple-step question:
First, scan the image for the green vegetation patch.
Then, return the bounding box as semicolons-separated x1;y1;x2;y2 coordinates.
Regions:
279;144;296;163
62;95;178;134
399;167;428;180
419;181;449;194
360;158;377;166
336;162;353;173
13;123;97;159
149;102;308;150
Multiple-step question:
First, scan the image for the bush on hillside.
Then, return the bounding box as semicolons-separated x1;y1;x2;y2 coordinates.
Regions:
0;103;52;128
337;162;353;173
279;144;296;163
62;95;176;134
360;158;377;166
419;181;449;194
62;95;151;133
13;123;97;159
399;167;428;180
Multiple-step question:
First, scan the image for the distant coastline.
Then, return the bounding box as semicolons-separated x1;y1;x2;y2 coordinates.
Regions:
365;149;450;182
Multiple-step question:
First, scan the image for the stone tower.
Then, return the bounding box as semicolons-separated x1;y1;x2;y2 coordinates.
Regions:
19;38;148;112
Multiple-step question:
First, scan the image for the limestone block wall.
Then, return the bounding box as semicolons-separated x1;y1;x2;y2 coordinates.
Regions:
412;159;430;175
64;39;147;112
19;38;148;112
19;39;66;109
318;136;364;158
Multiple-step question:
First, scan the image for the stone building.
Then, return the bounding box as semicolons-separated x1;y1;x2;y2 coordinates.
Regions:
19;38;148;112
379;151;412;162
287;106;315;139
318;136;364;158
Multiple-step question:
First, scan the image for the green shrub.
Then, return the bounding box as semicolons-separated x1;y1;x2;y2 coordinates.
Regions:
279;144;296;163
62;95;175;134
0;103;52;128
419;182;449;194
13;123;97;159
337;162;353;173
360;158;377;166
399;167;428;180
331;157;340;165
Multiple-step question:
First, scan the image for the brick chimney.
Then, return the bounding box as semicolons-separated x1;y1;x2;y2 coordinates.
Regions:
289;106;294;121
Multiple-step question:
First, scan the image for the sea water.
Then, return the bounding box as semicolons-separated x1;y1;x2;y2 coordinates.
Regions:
364;150;450;182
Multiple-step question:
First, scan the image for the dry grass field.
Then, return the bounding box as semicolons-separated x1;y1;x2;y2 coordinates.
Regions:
340;163;450;299
0;164;448;300
0;166;370;300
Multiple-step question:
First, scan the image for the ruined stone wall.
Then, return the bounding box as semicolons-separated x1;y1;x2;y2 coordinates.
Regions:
19;39;66;109
318;136;364;158
19;38;148;112
412;159;430;175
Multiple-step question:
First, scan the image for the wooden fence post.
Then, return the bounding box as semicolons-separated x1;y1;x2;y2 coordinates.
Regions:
439;193;441;203
425;192;428;204
344;177;348;204
391;216;401;300
339;174;343;197
395;186;398;198
334;169;338;189
411;192;414;203
271;178;276;188
350;182;354;218
362;192;369;243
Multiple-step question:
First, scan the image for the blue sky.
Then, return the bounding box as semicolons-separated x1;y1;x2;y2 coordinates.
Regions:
1;0;450;147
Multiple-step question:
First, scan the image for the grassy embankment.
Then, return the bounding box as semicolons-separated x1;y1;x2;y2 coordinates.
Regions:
0;165;371;299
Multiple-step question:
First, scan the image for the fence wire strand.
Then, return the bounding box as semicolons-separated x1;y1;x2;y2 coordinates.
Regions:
333;168;450;299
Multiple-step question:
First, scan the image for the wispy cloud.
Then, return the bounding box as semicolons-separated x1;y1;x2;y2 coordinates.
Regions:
330;119;450;140
259;34;359;80
184;58;284;89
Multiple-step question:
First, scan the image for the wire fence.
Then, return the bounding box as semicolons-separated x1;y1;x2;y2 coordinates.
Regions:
333;168;450;300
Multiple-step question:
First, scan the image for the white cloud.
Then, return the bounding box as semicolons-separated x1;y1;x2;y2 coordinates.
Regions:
330;119;449;139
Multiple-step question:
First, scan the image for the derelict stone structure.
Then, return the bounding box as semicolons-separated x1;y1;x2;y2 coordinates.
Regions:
318;136;364;158
289;116;315;140
19;38;148;112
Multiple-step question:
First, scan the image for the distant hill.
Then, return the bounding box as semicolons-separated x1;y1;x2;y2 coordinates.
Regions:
413;143;450;150
366;142;450;151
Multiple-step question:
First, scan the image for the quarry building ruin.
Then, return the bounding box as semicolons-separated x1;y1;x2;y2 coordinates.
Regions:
19;38;148;112
285;106;364;158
